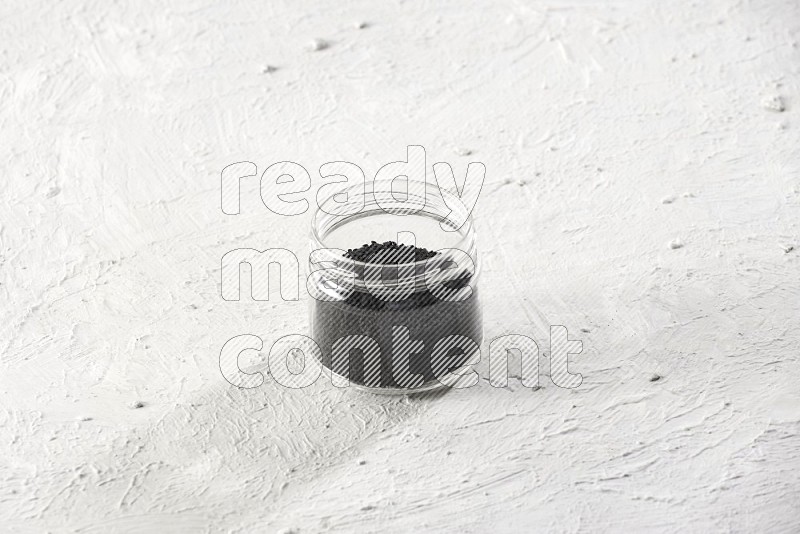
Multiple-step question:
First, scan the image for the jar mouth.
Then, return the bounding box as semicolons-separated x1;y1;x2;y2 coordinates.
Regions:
309;179;479;295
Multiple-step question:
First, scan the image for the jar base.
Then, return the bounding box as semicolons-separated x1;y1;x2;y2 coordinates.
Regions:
318;340;482;395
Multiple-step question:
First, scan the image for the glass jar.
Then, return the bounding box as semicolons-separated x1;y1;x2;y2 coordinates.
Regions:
308;180;483;393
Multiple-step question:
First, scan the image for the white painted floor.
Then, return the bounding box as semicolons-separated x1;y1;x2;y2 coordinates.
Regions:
2;0;799;531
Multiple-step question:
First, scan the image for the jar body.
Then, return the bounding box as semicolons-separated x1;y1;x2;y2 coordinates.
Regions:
310;273;482;391
308;181;482;393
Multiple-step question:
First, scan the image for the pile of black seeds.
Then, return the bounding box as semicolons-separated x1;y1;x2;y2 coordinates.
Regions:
311;241;482;389
345;241;439;263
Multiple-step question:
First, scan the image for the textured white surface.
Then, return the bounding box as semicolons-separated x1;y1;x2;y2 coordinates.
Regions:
2;0;800;532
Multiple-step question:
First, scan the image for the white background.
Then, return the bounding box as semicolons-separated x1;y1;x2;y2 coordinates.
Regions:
2;0;799;531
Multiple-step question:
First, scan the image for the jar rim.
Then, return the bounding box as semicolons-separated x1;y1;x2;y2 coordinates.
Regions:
310;179;476;266
309;179;479;296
